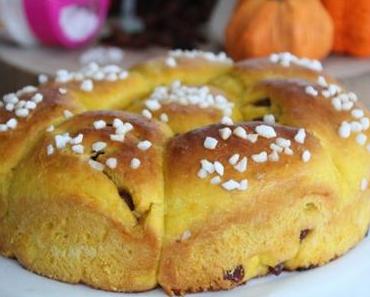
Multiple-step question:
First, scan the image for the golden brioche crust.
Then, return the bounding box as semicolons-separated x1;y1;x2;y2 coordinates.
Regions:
0;51;369;295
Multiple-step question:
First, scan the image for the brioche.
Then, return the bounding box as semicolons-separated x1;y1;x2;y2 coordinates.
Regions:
0;51;369;295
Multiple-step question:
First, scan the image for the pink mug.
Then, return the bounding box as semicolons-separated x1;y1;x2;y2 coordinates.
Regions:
0;0;110;48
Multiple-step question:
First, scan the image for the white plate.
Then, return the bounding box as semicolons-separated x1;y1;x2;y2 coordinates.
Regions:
1;236;369;297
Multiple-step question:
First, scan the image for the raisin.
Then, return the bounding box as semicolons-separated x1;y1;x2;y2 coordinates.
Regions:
300;229;311;241
269;263;284;276
223;265;245;283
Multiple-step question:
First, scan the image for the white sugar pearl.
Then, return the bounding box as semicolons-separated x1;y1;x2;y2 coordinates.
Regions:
331;97;342;111
270;143;283;153
181;230;191;241
229;154;240;165
246;134;258;143
321;90;331;98
255;124;276;138
222;179;240;191
210;176;222;185
119;71;129;80
142;109;152;119
31;93;43;105
93;120;106;129
5;103;15;111
269;53;279;63
137;140;152;151
25;101;37;110
201;159;215;174
106;158;118;169
47;144;55;155
110;134;125;142
145;100;161;111
165;57;177;67
15;108;29;118
6;118;17;129
59;88;67;95
88;159;105;171
46;125;54;132
220;116;233;125
338;121;351;138
233;126;247;139
317;76;327;87
238;179;248;190
63;110;73;119
351;109;364;119
38;74;48;84
263;114;275;125
219;127;232;140
0;124;8;132
342;101;354;111
70;133;83;144
234;157;247;173
130;158;141;169
55;134;71;149
92;142;107;152
160;113;169;122
113;118;124;128
360;117;369;130
294;128;306;144
17;85;37;96
356;133;367;145
302;150;311;162
80;79;93;92
276;137;291;148
72;144;84;154
197;168;208;179
3;93;18;104
251;151;268;163
203;137;218;150
351;121;363;133
269;150;279;162
305;86;318;97
284;147;294;155
214;161;224;176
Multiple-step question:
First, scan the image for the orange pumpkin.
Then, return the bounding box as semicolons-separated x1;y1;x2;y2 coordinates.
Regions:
322;0;370;57
225;0;334;60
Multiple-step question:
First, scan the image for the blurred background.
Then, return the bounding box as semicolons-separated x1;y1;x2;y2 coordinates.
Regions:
0;0;369;104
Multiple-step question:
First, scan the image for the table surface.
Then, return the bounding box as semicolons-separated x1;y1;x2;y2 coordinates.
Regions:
0;42;370;106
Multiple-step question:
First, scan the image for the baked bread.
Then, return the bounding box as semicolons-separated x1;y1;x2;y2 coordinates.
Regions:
0;51;369;295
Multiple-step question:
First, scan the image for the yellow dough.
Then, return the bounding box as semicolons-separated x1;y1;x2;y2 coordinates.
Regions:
0;51;369;295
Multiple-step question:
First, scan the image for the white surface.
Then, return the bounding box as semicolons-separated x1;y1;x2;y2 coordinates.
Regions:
0;0;38;46
0;236;369;297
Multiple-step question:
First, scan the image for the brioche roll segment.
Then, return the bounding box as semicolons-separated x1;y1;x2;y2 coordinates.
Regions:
132;55;233;88
245;79;370;203
62;71;151;110
5;111;171;291
127;82;242;134
159;122;344;293
210;57;336;107
0;86;84;254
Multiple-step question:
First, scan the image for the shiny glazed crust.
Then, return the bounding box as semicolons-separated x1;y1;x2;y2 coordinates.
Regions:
0;52;369;295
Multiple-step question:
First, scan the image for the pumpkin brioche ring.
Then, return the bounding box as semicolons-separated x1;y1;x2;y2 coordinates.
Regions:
0;51;369;295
